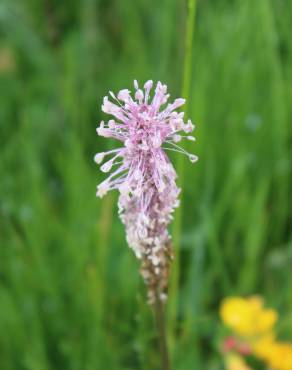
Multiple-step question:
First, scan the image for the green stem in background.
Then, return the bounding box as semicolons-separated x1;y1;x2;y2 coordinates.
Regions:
154;297;171;370
168;0;197;350
94;144;115;317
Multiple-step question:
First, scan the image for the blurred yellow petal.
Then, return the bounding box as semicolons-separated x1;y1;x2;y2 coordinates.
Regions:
220;297;257;336
225;354;254;370
256;309;278;333
253;333;276;360
267;342;292;370
220;298;249;329
248;296;263;312
220;296;278;337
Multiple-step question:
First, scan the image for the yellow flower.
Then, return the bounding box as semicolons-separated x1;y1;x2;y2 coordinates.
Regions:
253;333;276;360
220;296;278;337
220;296;292;370
225;353;253;370
257;308;278;333
266;342;292;370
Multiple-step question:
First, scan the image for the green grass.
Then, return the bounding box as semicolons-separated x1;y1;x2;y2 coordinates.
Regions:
0;0;292;369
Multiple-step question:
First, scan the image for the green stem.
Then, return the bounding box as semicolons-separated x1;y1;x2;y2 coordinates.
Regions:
182;0;197;101
154;297;171;370
96;193;114;315
168;0;197;349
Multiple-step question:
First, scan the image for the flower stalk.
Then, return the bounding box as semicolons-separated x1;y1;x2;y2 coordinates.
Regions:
154;290;171;370
168;0;197;347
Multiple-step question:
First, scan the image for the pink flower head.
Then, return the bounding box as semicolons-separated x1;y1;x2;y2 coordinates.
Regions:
95;80;197;265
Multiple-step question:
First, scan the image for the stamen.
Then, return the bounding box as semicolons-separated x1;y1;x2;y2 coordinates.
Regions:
101;160;114;173
94;152;105;164
189;154;198;163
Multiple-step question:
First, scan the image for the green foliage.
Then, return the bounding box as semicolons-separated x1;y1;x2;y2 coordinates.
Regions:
0;0;291;369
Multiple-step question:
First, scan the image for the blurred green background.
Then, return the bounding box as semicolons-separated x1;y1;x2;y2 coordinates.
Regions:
0;0;291;369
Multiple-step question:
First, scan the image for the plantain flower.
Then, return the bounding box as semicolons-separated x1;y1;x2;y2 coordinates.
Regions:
94;80;197;302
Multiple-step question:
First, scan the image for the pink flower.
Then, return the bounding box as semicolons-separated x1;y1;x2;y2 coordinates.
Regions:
94;80;197;301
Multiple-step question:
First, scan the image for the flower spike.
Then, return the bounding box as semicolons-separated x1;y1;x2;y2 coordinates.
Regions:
95;80;198;303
